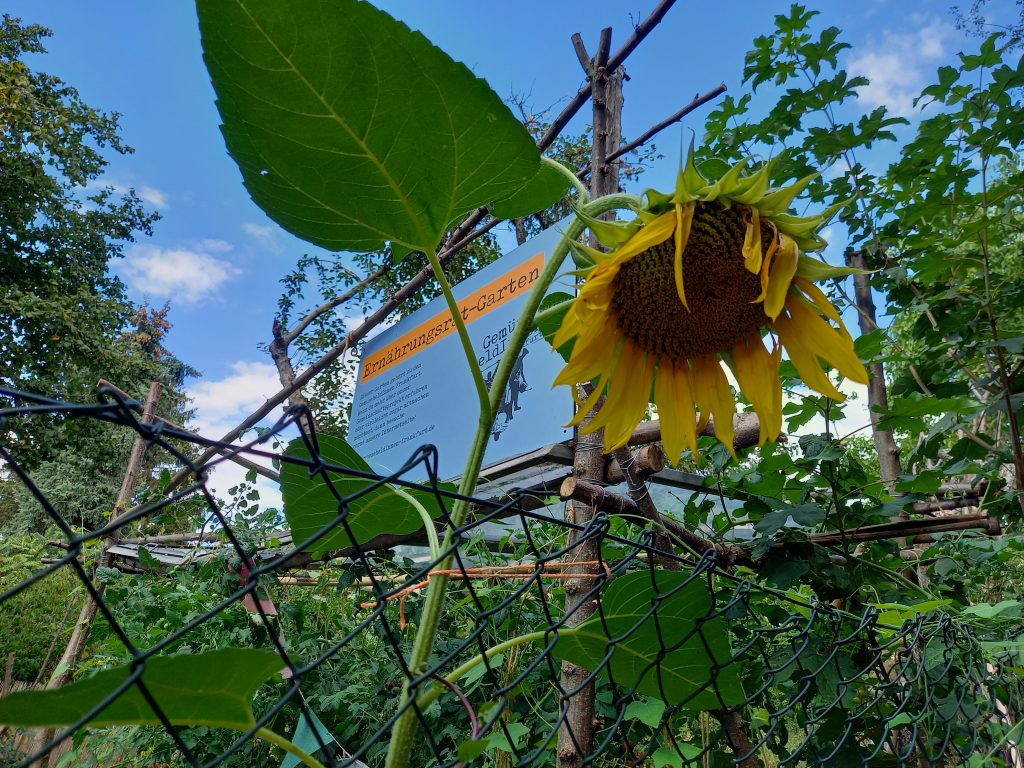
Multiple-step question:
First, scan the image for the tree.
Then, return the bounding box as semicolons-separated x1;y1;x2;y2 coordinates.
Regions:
0;15;195;531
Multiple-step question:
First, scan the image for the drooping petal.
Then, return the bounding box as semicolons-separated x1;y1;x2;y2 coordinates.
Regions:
742;206;763;274
654;360;699;461
691;354;736;459
781;297;868;385
793;277;841;324
605;210;677;268
775;298;868;401
753;232;779;304
580;342;654;451
762;233;799;319
673;202;695;309
728;334;783;444
554;315;621;387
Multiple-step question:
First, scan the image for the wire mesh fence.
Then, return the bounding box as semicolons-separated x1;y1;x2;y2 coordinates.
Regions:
1;386;1022;768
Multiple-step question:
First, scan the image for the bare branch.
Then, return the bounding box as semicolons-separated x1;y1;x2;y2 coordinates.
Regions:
606;84;728;163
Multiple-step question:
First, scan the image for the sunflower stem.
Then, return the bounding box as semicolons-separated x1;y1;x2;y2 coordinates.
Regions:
424;247;491;424
542;155;591;203
255;727;327;768
384;192;638;768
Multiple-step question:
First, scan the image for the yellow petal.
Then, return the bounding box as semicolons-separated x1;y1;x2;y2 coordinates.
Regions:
567;371;608;426
654;360;699;461
673;202;694;310
763;233;799;320
793;277;842;324
580;342;654;451
775;298;868;401
728;335;783;444
554;316;620;387
752;233;779;304
783;297;868;385
742;206;763;274
552;304;583;348
691;354;736;459
606;210;676;267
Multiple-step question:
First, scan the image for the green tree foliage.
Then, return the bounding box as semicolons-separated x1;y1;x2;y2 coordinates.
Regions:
0;16;196;531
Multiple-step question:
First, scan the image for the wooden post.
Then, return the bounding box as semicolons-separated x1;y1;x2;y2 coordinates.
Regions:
847;250;903;488
34;381;163;766
557;28;622;768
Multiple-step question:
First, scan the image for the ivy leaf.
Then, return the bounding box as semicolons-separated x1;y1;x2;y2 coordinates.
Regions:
197;0;539;255
0;648;282;729
280;435;453;551
554;571;745;709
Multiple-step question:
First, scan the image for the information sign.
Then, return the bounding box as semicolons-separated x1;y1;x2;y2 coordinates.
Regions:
348;224;573;479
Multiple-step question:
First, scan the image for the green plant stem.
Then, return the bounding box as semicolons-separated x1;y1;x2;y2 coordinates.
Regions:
424;246;491;424
393;487;441;561
414;630;550;712
844;551;934;599
542;155;591;202
384;192;639;768
255;726;327;768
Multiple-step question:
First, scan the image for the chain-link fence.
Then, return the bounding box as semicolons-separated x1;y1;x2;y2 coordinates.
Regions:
1;387;1021;767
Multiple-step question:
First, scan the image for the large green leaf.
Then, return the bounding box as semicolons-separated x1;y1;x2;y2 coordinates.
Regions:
0;648;282;729
555;571;745;709
281;435;452;551
490;160;573;219
196;0;539;254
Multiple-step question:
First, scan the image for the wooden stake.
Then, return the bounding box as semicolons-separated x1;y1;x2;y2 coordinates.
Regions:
34;381;163;766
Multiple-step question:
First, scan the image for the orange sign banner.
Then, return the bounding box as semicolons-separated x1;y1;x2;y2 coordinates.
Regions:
360;251;545;383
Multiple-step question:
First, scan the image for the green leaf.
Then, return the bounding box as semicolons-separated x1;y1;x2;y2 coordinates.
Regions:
196;0;539;254
554;571;745;709
458;738;489;763
754;503;825;534
136;546;160;570
488;720;529;753
623;697;665;728
653;744;702;767
652;746;683;768
490;160;572;219
963;600;1022;619
0;648;282;729
281;435;453;551
536;291;575;362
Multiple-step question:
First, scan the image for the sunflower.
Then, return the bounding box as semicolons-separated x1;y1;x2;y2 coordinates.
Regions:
553;150;869;461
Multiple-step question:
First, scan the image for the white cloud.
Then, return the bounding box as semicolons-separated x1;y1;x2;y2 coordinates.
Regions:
194;238;234;254
243;222;282;253
86;178;168;210
139;186;169;209
122;242;241;304
187;360;290;508
189;361;282;438
848;19;951;117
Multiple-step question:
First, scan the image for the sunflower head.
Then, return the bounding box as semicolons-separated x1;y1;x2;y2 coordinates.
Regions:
553;148;869;462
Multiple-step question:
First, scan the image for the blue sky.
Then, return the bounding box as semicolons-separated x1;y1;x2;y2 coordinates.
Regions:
6;0;1019;491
